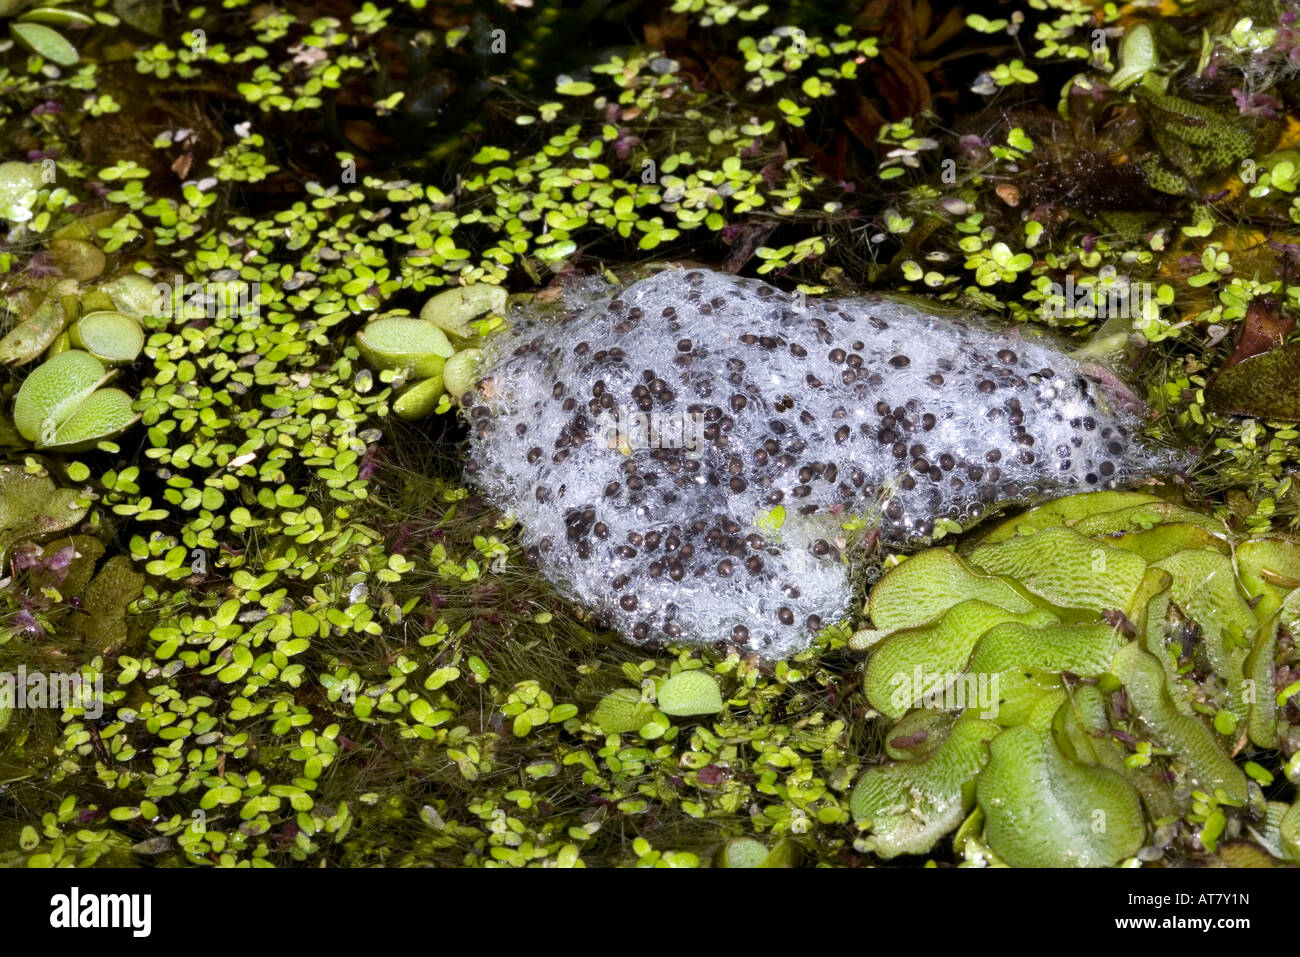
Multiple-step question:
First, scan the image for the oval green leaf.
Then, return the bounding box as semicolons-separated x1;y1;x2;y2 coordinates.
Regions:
13;349;106;442
10;21;79;66
357;317;454;378
41;387;139;450
70;310;145;364
657;670;723;717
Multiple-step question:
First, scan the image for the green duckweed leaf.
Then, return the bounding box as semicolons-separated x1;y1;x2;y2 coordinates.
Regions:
1110;23;1156;91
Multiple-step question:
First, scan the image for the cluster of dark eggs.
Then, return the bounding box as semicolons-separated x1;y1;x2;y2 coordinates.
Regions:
463;268;1161;656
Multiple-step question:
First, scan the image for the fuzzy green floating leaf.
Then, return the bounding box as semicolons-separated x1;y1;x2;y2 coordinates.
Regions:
97;274;161;320
1068;502;1223;537
420;284;507;338
82;555;146;647
977;491;1162;544
1282;801;1300;862
718;836;766;868
1242;587;1297;750
863;600;1057;718
657;670;723;717
969;621;1126;678
442;349;484;399
851;714;998;859
1110;641;1248;804
883;710;954;761
46;239;105;282
1235;539;1300;624
717;836;796;868
392;375;445;420
969;620;1127;726
976;724;1145;867
0;289;69;365
17;7;96;27
0;160;44;223
1150;548;1254;723
112;0;164;35
968;525;1149;613
1106;522;1226;564
356;317;454;379
43;387;139;451
591;688;656;734
1054;685;1180;821
70;311;144;365
0;464;88;566
36;533;104;598
13;350;106;443
867;549;1034;632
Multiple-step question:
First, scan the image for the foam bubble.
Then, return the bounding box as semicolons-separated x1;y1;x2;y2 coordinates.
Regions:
463;268;1167;657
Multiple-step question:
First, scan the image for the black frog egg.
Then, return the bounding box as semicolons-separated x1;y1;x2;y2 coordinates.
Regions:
465;268;1167;657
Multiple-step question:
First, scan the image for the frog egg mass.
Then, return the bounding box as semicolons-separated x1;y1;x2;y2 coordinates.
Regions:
462;268;1167;657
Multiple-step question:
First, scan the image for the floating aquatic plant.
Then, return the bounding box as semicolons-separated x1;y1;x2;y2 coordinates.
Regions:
2;0;1299;871
354;284;502;419
12;349;138;450
851;490;1300;866
0;461;86;566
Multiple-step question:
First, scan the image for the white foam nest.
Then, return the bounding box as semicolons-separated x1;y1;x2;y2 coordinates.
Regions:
462;267;1166;657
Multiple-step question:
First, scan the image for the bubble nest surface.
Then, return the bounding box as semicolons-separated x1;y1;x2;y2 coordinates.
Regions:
463;268;1165;657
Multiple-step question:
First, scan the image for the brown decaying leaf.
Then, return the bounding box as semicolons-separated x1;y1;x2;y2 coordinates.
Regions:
1220;296;1293;372
720;221;778;273
1205;343;1300;420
